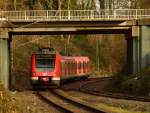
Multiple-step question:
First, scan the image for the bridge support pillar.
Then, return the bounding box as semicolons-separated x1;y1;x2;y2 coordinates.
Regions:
127;26;150;74
0;31;10;89
127;36;141;74
127;26;141;74
140;26;150;70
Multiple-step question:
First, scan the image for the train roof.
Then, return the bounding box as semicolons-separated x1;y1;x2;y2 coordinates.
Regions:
60;56;89;62
32;48;56;54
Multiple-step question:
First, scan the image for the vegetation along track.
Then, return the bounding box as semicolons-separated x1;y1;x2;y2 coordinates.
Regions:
77;77;150;102
37;89;113;113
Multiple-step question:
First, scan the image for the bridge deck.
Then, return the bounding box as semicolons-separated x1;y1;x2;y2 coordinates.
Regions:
0;9;150;22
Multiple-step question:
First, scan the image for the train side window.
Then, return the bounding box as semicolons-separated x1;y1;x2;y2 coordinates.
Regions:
72;62;74;75
73;62;75;74
84;62;86;73
75;62;77;74
77;62;79;73
87;61;89;72
70;62;72;75
62;62;65;75
61;62;63;75
78;62;80;73
82;62;84;73
83;62;85;73
71;62;73;75
85;62;87;73
81;62;83;73
63;62;66;75
86;62;88;73
68;62;70;75
65;62;67;76
66;62;68;75
79;62;82;73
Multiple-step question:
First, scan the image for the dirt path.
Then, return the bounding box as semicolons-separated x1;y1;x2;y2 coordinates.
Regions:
11;91;63;113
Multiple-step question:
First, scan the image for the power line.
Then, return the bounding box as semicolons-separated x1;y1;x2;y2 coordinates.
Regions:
16;36;46;47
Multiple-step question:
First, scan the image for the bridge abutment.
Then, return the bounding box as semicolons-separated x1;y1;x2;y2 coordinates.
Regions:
0;31;10;89
127;26;150;74
127;26;141;74
140;26;150;70
127;36;141;74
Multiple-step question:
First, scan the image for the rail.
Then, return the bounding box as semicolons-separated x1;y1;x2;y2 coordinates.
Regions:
37;90;109;113
0;9;150;21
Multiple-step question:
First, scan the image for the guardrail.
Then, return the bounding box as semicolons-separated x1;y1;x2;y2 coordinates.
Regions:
0;9;150;21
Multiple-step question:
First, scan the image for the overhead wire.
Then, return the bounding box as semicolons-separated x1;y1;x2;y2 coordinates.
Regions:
16;36;46;48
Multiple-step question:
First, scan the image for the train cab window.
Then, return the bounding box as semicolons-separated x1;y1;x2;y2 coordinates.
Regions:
36;54;55;71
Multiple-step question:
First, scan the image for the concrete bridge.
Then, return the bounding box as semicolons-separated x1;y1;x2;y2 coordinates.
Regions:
0;9;150;89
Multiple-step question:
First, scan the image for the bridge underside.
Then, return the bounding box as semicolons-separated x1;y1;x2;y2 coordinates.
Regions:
0;19;150;89
10;27;130;35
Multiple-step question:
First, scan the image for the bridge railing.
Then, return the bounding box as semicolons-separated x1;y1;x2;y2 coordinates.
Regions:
0;9;150;21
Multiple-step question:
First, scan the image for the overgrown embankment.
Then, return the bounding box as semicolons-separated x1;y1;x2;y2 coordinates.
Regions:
0;84;20;113
112;67;150;96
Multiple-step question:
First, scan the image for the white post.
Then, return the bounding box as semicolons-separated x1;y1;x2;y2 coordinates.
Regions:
59;10;61;20
68;0;70;20
91;10;94;19
114;10;116;19
136;9;138;19
68;10;70;20
108;10;110;20
25;11;27;20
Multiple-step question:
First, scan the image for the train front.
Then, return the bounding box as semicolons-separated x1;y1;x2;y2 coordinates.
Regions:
31;48;60;86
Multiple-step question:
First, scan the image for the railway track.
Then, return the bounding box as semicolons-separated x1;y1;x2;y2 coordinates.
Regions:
37;89;113;113
78;77;150;102
62;77;150;102
79;88;150;102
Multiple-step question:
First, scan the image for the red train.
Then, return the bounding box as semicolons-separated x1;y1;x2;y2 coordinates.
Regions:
31;48;90;86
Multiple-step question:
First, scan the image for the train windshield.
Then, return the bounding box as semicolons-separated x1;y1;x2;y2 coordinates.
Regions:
36;54;55;71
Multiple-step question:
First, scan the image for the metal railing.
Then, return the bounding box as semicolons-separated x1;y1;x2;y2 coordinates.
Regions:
0;9;150;21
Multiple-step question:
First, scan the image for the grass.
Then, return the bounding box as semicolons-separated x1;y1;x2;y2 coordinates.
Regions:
0;84;20;113
97;103;150;113
111;67;150;96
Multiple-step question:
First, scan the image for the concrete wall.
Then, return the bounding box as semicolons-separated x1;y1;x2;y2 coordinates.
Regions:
129;26;150;74
0;39;9;89
141;26;150;69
